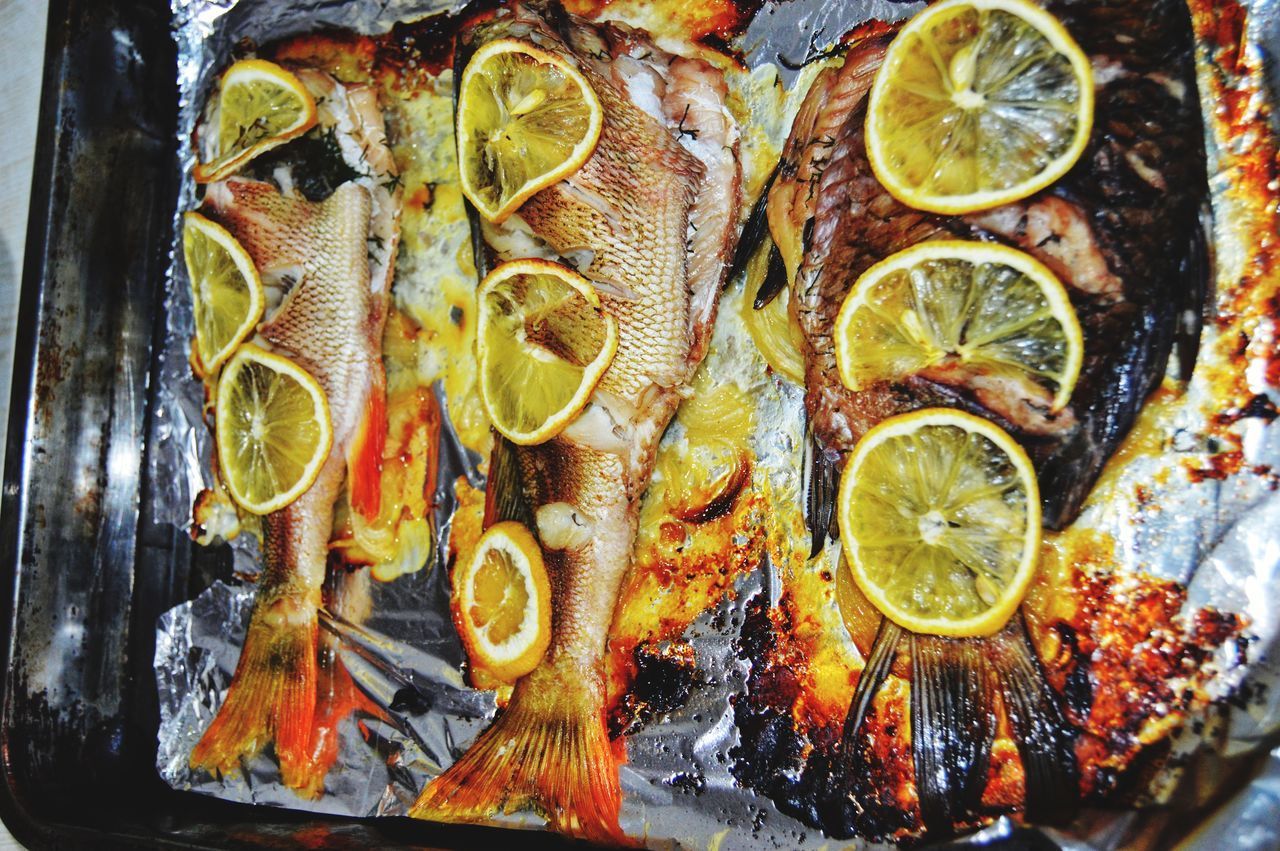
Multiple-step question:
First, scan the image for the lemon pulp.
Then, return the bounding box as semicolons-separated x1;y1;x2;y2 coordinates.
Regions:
835;240;1082;412
477;259;618;445
215;345;333;515
457;39;603;222
183;212;265;374
838;408;1040;637
866;0;1093;214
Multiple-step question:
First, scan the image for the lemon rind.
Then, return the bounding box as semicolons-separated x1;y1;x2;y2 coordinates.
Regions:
838;407;1042;638
194;58;319;184
865;0;1095;216
456;520;552;681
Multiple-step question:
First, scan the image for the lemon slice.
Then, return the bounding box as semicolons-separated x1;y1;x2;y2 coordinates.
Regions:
215;344;333;515
455;521;552;682
457;38;603;223
866;0;1093;214
477;259;618;445
834;240;1082;411
182;212;265;374
838;408;1040;637
194;59;319;183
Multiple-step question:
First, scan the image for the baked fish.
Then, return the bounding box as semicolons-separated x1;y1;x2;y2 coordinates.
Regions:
766;0;1209;544
748;0;1209;839
188;69;402;796
409;1;741;841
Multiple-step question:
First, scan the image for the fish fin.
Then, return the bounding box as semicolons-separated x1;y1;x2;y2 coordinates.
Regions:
189;599;320;797
753;242;789;309
310;636;387;783
409;678;630;845
818;616;901;837
803;421;839;558
910;633;996;837
729;166;778;285
991;612;1079;825
483;432;535;532
347;386;387;522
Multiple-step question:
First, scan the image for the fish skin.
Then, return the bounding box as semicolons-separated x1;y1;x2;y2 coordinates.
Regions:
189;71;400;796
770;0;1208;530
411;2;740;842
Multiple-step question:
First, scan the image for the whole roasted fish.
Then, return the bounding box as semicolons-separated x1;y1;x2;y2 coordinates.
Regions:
766;0;1208;542
751;0;1209;839
409;2;741;841
188;69;402;796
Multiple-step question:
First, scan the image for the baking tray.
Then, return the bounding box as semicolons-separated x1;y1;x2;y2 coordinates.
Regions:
0;0;573;847
0;0;1270;849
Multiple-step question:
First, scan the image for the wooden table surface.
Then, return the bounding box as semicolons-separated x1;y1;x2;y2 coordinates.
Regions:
0;0;49;847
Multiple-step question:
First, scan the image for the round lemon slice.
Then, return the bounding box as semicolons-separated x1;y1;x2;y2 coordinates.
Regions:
477;259;618;446
455;521;552;682
838;408;1041;637
834;240;1083;412
457;38;603;223
215;344;333;515
183;212;265;374
866;0;1094;214
194;59;319;183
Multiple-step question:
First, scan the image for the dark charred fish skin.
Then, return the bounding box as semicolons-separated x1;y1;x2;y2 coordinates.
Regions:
772;0;1210;531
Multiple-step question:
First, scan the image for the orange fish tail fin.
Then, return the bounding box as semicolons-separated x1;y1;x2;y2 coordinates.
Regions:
311;640;388;781
347;384;387;522
189;603;321;797
408;679;628;845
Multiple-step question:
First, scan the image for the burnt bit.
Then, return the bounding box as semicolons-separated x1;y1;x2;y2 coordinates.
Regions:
243;126;360;202
1215;393;1279;425
730;594;915;842
608;641;698;738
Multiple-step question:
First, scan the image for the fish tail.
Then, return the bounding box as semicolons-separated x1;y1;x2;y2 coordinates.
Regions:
309;637;386;783
347;382;387;521
189;598;320;797
409;670;629;845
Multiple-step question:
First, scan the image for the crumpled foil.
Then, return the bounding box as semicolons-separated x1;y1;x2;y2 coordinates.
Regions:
155;0;1280;847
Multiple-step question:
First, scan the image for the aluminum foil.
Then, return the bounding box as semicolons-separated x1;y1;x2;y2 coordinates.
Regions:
155;0;1280;846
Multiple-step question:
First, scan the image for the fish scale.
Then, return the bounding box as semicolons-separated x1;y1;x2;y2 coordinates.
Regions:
209;179;383;448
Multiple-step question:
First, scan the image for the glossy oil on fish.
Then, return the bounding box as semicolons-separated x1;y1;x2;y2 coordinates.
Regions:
188;68;402;797
767;0;1209;541
409;1;742;842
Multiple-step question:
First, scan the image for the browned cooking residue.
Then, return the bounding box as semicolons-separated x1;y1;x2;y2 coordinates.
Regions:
1031;532;1248;801
605;486;766;723
1185;0;1280;477
730;527;1247;840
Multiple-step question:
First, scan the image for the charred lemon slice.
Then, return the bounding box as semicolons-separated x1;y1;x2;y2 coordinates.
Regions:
215;345;333;515
866;0;1093;214
838;408;1040;637
183;212;265;374
835;241;1082;412
455;521;552;682
194;59;318;183
457;38;603;223
477;259;618;445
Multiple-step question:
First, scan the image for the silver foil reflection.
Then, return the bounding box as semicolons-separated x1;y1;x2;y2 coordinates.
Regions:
157;0;1280;846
